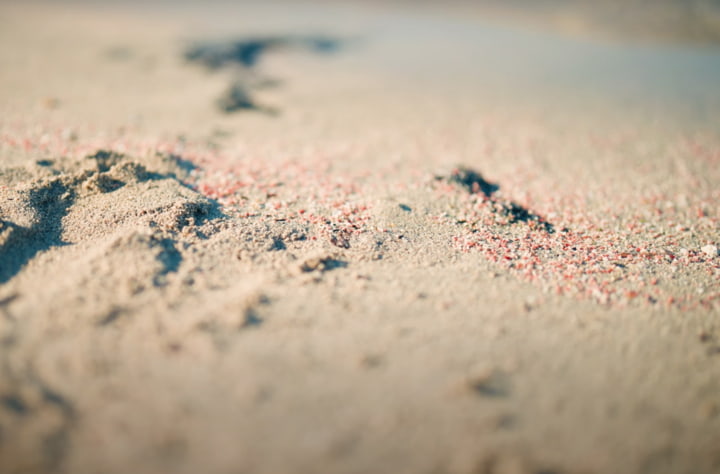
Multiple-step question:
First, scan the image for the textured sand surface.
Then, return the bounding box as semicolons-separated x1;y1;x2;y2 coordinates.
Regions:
1;2;719;473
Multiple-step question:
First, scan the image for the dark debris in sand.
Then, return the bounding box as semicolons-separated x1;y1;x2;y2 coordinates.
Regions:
439;166;555;233
184;36;344;70
184;35;346;114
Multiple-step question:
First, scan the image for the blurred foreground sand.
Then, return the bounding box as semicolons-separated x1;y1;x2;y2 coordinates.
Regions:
1;2;719;473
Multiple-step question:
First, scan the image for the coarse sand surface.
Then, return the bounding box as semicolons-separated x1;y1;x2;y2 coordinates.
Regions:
1;1;719;473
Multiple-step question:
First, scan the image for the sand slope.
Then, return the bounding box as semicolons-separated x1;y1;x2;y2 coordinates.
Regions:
1;2;720;474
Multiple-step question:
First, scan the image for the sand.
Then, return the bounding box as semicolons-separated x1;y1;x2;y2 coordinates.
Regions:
1;1;719;473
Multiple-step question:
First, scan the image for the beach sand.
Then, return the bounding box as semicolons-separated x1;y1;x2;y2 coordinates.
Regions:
1;1;719;473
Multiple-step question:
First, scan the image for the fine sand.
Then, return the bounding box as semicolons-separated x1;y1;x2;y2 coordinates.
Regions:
1;1;719;473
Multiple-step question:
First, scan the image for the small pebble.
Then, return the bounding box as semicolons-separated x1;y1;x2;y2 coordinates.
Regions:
61;128;78;141
358;354;384;368
42;97;60;109
701;244;718;258
698;331;713;343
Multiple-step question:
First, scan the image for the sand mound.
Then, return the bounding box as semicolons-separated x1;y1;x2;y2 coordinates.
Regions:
0;149;226;472
0;150;217;284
